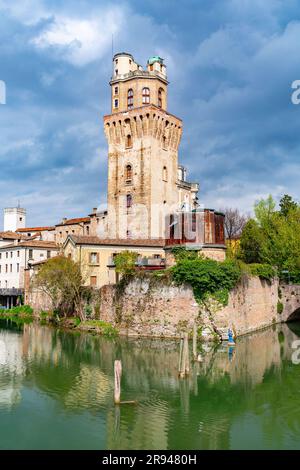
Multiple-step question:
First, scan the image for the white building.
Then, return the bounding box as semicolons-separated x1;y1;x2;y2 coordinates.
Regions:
0;240;58;308
4;207;26;232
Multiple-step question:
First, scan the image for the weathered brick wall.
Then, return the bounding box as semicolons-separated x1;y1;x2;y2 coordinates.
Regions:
99;279;199;338
26;287;52;314
212;276;280;338
98;276;297;339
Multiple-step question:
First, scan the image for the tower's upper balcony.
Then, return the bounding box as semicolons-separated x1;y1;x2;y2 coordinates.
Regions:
109;53;168;114
111;52;168;83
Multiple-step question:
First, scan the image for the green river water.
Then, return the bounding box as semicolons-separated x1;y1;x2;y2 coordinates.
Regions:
0;319;300;450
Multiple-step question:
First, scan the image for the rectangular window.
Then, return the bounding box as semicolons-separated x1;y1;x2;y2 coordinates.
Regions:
10;252;13;258
114;99;119;108
29;249;33;259
90;252;99;264
114;86;118;95
90;276;97;287
17;264;19;273
5;265;8;273
17;251;20;257
10;264;12;272
47;251;51;259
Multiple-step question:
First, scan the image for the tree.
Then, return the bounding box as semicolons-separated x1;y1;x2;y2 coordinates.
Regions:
33;256;85;319
222;208;249;242
254;195;276;227
239;219;265;264
114;250;138;277
279;194;298;217
239;196;300;282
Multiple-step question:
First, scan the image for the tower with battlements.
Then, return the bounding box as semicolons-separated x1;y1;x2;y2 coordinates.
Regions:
104;52;199;240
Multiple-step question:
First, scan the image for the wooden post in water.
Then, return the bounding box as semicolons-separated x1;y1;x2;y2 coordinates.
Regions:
178;335;184;378
192;323;197;361
114;360;122;404
183;332;190;375
179;332;190;378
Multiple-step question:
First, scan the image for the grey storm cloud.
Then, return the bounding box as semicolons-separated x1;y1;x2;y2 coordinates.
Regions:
0;0;299;228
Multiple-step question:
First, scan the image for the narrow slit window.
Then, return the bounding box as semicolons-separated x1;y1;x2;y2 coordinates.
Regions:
126;164;132;182
126;194;133;209
127;89;134;109
126;134;132;148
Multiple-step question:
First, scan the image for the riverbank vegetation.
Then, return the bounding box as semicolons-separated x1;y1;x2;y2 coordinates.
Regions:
0;305;34;324
239;194;300;283
171;252;241;305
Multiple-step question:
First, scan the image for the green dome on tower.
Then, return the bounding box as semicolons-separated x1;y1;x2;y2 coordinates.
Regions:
147;56;164;65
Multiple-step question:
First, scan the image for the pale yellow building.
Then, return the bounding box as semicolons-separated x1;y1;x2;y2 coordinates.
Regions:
63;235;165;287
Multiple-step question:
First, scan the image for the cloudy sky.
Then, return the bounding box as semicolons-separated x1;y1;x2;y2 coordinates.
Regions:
0;0;299;228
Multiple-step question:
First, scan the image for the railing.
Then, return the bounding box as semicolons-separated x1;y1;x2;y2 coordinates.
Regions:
108;257;166;268
112;70;167;81
177;180;199;192
0;288;24;296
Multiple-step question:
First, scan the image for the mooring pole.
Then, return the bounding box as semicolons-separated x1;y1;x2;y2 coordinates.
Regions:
114;359;122;405
183;332;190;375
178;334;184;378
192;323;197;361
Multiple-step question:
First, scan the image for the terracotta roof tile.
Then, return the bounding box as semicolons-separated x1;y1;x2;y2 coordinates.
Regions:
0;231;27;240
0;240;59;249
16;226;55;232
55;217;90;227
67;235;165;248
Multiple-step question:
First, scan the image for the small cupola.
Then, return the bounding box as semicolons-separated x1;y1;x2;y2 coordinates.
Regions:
147;56;166;76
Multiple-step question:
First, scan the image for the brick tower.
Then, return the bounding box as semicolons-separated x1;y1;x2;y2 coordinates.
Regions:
104;52;198;240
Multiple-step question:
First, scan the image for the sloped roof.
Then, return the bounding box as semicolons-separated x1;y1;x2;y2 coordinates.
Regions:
55;217;90;227
0;231;27;240
1;240;58;249
66;235;165;248
16;226;55;232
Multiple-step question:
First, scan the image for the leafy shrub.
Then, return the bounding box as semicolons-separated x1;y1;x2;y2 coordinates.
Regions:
7;305;33;316
277;301;284;314
84;304;93;318
171;258;241;304
114;251;138;276
78;320;118;337
210;288;230;306
171;247;198;262
249;263;276;281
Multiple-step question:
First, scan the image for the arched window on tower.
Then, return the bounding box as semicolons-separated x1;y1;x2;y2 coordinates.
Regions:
126;194;133;209
125;164;132;183
142;87;150;104
126;134;132;148
158;88;164;108
163;166;168;182
127;89;134;110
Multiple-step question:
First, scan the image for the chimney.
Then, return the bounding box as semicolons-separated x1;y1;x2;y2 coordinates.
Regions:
62;217;67;224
